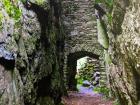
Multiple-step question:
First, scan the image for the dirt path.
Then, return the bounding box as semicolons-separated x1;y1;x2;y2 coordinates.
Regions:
62;90;113;105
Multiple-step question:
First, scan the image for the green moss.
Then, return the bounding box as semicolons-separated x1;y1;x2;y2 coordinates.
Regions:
97;19;109;49
0;12;3;30
77;61;95;81
104;50;112;64
95;0;113;9
95;0;114;27
22;0;47;5
107;13;113;25
2;0;22;22
94;86;110;98
24;36;38;56
26;0;49;10
34;0;46;5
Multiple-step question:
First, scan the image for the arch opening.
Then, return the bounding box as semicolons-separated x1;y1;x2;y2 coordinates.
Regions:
66;51;101;91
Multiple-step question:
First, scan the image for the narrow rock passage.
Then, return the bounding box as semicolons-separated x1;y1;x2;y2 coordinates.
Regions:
62;86;113;105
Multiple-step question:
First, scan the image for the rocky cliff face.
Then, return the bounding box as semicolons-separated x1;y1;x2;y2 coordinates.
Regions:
0;0;65;105
107;0;140;104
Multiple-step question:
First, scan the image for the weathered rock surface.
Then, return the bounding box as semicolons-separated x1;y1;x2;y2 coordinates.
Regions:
107;0;140;104
0;0;65;105
1;0;140;105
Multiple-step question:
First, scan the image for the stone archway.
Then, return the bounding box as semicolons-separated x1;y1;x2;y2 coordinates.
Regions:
62;0;105;90
66;51;100;90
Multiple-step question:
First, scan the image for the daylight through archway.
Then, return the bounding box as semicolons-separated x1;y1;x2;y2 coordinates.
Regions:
65;51;105;91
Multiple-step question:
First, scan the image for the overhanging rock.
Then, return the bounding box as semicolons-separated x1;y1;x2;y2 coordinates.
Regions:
0;45;16;69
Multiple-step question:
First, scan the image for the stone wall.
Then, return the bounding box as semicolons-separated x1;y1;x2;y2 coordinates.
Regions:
0;0;65;105
63;0;102;54
62;0;106;90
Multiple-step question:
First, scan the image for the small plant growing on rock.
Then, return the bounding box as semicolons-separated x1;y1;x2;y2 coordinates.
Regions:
2;0;22;22
94;86;110;98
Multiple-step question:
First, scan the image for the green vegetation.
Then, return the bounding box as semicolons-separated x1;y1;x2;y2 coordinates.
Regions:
95;0;114;24
94;0;113;64
76;63;94;82
76;84;82;90
94;86;110;98
76;57;95;84
97;19;109;49
0;13;3;29
95;0;113;9
107;13;113;24
35;0;47;5
104;50;112;64
77;78;83;85
0;0;22;30
2;0;22;22
80;64;94;81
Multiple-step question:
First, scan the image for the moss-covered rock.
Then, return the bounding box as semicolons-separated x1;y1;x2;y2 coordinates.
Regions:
0;0;65;105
